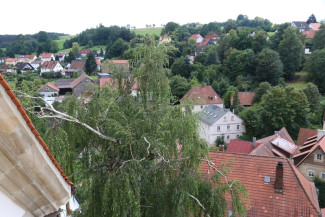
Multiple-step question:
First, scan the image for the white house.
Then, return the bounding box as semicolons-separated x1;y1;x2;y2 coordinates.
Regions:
189;34;204;43
40;53;55;62
40;61;63;75
199;104;245;146
180;86;224;113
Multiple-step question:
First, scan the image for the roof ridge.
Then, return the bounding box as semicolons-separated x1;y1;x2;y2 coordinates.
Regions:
209;150;286;159
0;74;73;186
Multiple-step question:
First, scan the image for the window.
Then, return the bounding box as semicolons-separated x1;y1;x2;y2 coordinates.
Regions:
237;125;240;130
224;117;227;122
317;154;323;161
231;116;234;121
308;170;315;178
217;126;220;131
201;105;203;109
322;173;325;180
226;135;230;140
227;125;230;131
236;135;240;139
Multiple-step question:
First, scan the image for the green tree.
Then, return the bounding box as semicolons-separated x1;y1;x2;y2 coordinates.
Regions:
161;22;180;35
206;51;220;65
314;177;325;208
253;81;271;104
269;23;290;51
85;52;97;75
231;88;245;113
278;27;304;80
306;48;325;93
50;37;248;216
105;38;129;59
64;51;76;63
255;48;283;85
72;42;80;54
303;82;321;113
313;23;325;50
306;14;317;24
252;31;268;53
169;75;190;100
87;40;93;48
259;86;310;138
171;56;192;78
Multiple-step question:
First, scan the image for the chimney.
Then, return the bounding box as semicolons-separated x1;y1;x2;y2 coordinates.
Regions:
219;145;224;152
317;130;325;141
252;137;256;147
274;162;283;193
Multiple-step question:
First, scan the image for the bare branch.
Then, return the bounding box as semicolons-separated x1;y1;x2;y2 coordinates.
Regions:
187;193;211;217
15;91;117;143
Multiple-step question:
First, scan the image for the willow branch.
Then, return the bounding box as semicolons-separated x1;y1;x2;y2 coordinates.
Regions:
15;91;117;143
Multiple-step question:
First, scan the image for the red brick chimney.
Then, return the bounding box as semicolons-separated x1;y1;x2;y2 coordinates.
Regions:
219;145;224;152
274;162;283;193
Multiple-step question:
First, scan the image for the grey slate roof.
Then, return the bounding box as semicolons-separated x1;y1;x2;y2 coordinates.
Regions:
199;104;230;125
292;21;311;30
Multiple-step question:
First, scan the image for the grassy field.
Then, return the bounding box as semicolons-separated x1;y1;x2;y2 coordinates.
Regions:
133;27;162;36
267;32;275;36
286;71;308;90
54;35;74;50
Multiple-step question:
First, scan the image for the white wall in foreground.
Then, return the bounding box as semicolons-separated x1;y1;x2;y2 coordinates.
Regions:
0;190;25;217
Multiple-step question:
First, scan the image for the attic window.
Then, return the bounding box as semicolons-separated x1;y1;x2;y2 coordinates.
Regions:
264;176;270;184
308;170;315;178
210;96;213;100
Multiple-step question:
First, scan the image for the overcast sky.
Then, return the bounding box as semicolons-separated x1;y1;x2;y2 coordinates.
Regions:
1;0;325;35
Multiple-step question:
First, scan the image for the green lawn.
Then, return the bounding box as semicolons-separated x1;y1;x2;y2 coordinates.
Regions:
267;32;275;36
54;35;74;50
286;71;308;90
133;27;162;36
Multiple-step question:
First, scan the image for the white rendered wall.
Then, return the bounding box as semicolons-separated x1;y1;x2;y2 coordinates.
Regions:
0;190;26;217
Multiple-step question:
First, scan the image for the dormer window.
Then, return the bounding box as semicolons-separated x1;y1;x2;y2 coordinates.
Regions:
210;96;213;100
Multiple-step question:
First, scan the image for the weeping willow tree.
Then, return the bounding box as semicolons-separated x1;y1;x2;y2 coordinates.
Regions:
42;36;248;217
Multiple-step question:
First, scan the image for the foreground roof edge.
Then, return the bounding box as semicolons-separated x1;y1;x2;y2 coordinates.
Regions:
0;74;73;186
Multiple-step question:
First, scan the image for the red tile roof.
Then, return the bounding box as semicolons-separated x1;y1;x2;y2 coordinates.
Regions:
38;82;59;92
180;86;223;105
226;139;260;154
310;23;321;31
96;58;101;65
100;77;137;90
297;128;317;147
69;61;85;70
189;34;203;41
200;152;321;217
110;60;128;64
0;74;73;185
303;30;316;39
41;61;59;69
250;127;299;157
231;92;255;106
41;53;53;59
25;54;35;60
80;49;91;54
5;58;18;62
295;136;325;167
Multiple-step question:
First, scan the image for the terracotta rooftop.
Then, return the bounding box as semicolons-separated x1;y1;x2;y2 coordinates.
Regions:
310;23;321;31
41;53;53;59
200;152;321;216
0;74;73;185
297;128;317;147
231;92;255;106
80;49;91;54
226;139;260;154
41;61;59;69
99;77;137;90
5;58;18;62
38;82;59;92
250;127;299;157
110;60;129;64
303;30;316;39
188;34;203;41
70;60;85;70
294;135;325;167
200;33;219;46
180;86;223;105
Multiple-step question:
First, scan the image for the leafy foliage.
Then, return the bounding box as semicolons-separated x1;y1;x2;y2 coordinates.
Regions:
313;23;325;50
85;52;97;75
306;48;325;93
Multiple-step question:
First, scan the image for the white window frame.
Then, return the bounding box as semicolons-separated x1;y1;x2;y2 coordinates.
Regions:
223;117;227;122
237;125;240;130
226;135;230;140
227;125;230;131
308;169;315;178
316;154;323;161
217;126;220;132
231;116;234;121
